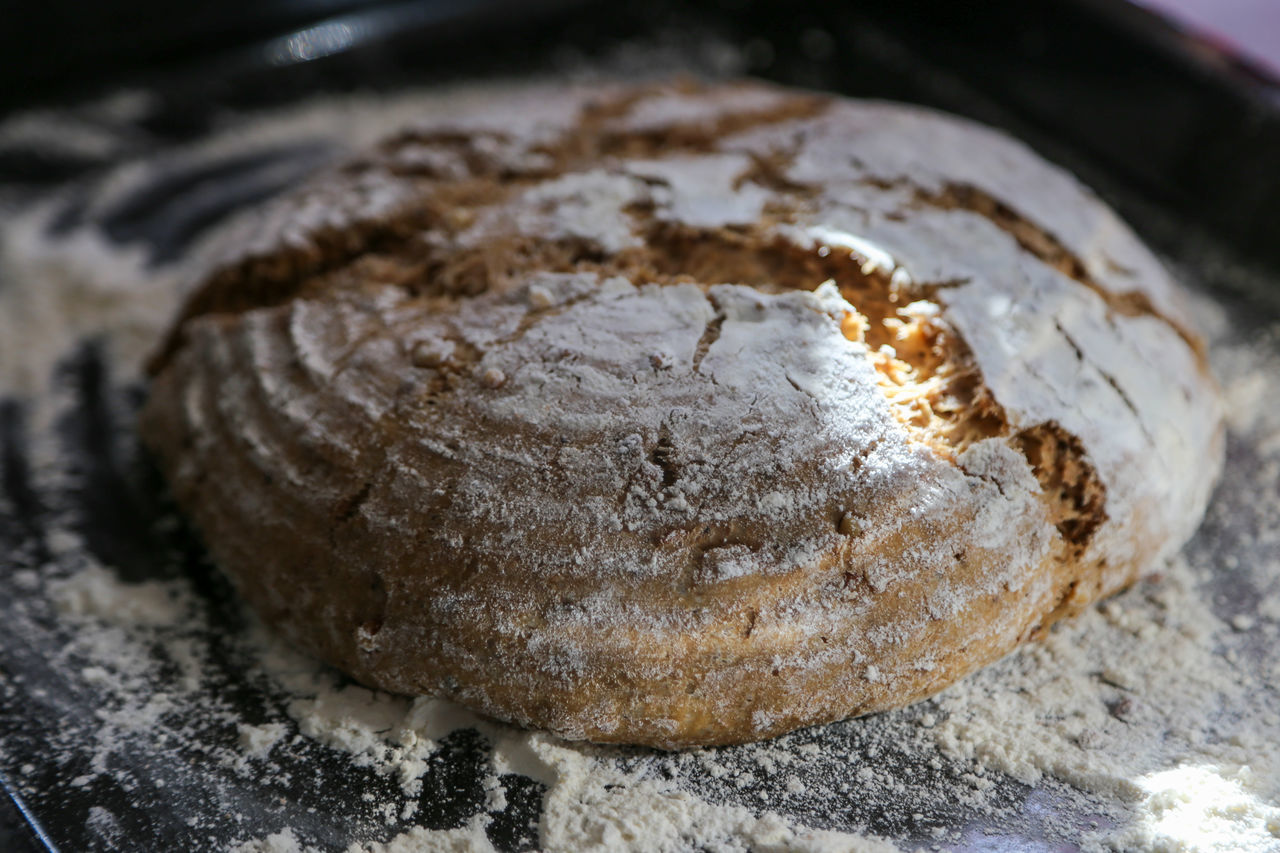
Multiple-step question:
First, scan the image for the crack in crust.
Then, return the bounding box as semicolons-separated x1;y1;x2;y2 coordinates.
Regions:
147;85;828;373
915;182;1205;362
1014;424;1107;545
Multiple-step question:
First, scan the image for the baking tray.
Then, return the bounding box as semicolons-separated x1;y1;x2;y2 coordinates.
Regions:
2;1;1279;850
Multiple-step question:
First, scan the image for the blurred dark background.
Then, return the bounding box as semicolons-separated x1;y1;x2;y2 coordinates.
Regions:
3;0;1277;109
2;0;1277;108
1;0;1278;269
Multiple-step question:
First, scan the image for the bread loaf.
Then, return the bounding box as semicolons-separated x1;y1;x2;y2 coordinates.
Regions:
140;80;1223;748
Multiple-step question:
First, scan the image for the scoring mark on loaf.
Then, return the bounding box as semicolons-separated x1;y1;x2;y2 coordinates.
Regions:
870;176;1205;364
690;301;725;375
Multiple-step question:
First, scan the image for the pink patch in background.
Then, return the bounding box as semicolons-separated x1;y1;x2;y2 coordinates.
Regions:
1136;0;1280;77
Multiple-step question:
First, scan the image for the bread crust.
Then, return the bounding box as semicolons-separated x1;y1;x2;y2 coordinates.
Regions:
140;81;1224;748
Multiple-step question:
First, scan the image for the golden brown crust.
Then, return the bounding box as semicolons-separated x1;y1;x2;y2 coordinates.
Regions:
140;80;1223;748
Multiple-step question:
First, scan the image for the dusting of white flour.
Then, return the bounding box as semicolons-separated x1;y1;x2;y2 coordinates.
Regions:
1;79;1278;853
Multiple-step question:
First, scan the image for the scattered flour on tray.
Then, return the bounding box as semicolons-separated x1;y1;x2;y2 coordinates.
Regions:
37;537;905;852
2;81;1279;853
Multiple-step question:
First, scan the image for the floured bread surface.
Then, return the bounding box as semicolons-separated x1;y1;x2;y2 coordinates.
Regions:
139;80;1224;748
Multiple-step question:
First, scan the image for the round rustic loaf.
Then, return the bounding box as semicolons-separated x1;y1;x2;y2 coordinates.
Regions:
140;80;1224;748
